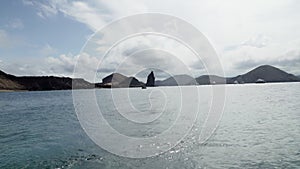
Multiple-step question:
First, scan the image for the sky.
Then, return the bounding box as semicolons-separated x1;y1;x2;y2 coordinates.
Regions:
1;0;300;81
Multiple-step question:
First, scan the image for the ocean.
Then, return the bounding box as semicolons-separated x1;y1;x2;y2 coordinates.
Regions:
0;83;300;169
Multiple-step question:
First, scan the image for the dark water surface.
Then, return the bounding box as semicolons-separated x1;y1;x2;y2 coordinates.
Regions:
0;83;300;168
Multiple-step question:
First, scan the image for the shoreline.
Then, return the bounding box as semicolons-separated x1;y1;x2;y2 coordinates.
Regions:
0;81;299;93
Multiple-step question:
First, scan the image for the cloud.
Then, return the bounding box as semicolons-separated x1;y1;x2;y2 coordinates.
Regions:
52;1;109;31
118;49;190;76
224;34;270;51
241;34;270;48
1;53;101;81
233;48;300;75
6;19;24;29
23;0;113;31
89;34;202;80
0;58;51;77
20;0;300;77
23;0;58;19
39;44;57;57
22;0;34;6
46;53;103;82
271;50;300;75
47;54;76;74
23;0;148;31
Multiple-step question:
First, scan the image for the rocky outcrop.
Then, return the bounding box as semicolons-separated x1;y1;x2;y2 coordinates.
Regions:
146;71;155;87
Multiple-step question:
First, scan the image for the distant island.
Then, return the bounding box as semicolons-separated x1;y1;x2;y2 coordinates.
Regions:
0;65;299;91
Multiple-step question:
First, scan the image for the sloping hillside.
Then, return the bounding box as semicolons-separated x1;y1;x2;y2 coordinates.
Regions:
0;70;25;90
156;75;198;86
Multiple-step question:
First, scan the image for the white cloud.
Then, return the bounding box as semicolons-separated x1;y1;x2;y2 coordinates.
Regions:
47;54;76;73
46;53;102;81
41;35;204;82
23;0;149;31
23;0;109;30
241;34;270;48
89;33;206;80
37;2;57;19
22;0;34;6
0;58;51;77
1;53;98;80
52;1;107;31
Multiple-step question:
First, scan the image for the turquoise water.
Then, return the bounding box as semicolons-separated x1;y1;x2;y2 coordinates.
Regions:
0;83;300;168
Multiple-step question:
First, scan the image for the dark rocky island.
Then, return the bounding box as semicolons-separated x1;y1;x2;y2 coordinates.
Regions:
146;71;155;87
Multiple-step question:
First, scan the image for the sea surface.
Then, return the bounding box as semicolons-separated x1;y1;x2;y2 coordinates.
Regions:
0;83;300;169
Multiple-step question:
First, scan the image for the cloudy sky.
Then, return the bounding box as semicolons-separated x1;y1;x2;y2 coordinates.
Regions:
1;0;300;81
